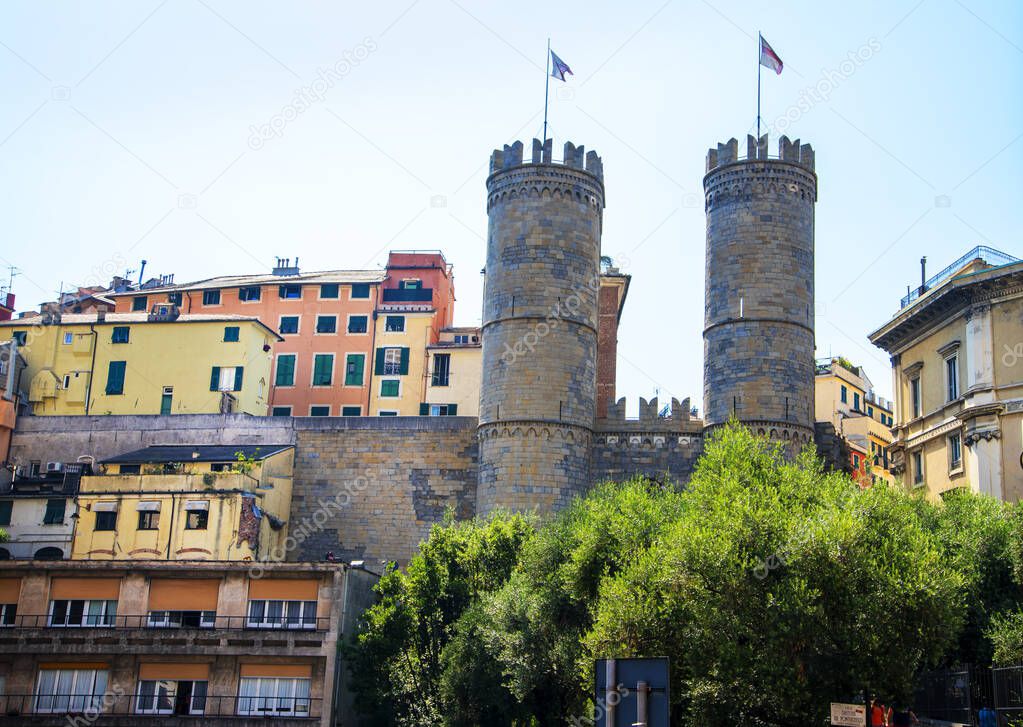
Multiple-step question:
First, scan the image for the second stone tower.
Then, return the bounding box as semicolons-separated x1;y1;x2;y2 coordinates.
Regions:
703;134;818;444
477;139;605;515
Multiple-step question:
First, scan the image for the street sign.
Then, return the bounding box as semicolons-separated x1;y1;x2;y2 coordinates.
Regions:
830;702;866;726
594;657;669;727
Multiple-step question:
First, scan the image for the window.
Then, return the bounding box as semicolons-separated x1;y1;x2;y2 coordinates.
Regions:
111;326;130;344
49;599;117;627
315;316;337;334
105;361;126;395
350;283;370;299
385;315;405;332
279;284;302;300
341;406;361;416
138;511;160;530
432;353;450;386
949;433;963;469
344;354;365;386
238;676;311;717
119;464;141;475
161;386;173;415
279;316;299;335
62;374;71;390
271;406;292;417
185;510;209;530
275;355;296;387
239;286;261;302
0;500;11;526
378;411;398;416
224;326;240;342
453;334;469;344
377;347;408;376
43;499;66;525
199;289;219;306
0;602;16;625
247;599;318;629
867;406;874;418
840;385;847;404
380;380;400;397
401;279;421;290
422;403;458;416
310;406;330;417
35;668;109;713
95;511;117;531
132;296;148;312
167;291;183;306
946;354;959;401
912;451;924;485
853;392;860;411
210;366;244;392
147;610;215;629
136;679;208;715
910;376;922;418
63;332;73;345
319;283;339;299
348;315;368;334
312;354;333;386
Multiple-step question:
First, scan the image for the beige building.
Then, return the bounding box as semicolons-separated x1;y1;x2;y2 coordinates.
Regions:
814;357;896;486
424;327;481;417
0;559;373;725
869;247;1023;501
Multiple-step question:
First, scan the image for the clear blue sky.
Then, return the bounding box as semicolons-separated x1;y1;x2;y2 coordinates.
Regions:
2;0;1020;408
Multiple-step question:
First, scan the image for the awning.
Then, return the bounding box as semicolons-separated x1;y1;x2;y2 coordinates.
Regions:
139;663;211;681
184;500;209;511
148;579;220;611
92;501;119;512
136;501;161;512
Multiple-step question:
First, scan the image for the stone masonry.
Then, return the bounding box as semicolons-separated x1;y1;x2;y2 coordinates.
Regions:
703;134;818;445
477;139;605;515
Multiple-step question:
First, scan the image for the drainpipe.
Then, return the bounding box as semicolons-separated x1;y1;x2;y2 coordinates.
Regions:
84;324;98;415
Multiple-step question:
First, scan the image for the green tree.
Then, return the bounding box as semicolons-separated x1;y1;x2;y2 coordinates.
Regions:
348;512;534;725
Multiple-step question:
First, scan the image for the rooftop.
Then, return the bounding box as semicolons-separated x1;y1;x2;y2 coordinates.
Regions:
899;245;1019;309
100;444;293;465
106;268;387;297
0;312;283;339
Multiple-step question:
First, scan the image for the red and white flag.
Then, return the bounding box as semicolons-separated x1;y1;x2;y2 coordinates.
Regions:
759;35;783;75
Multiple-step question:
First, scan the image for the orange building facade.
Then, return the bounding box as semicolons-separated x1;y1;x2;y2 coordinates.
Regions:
107;252;456;417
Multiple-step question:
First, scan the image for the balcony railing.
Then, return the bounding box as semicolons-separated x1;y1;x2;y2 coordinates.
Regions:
382;287;433;303
0;694;322;719
5;614;329;631
900;245;1019;308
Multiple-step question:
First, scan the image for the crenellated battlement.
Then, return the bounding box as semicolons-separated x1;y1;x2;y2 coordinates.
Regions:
595;396;703;434
706;134;814;173
489;138;604;181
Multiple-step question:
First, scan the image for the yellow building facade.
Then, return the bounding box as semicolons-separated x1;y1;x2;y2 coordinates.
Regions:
72;445;294;561
368;310;435;416
0;311;280;416
424;327;481;417
814;357;896;486
870;248;1023;501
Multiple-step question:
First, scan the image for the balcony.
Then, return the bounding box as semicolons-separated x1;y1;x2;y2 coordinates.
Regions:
0;694;323;725
381;287;432;303
79;472;250;493
0;614;331;656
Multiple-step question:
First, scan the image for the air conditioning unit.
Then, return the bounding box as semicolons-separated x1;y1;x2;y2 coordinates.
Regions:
46;462;64;473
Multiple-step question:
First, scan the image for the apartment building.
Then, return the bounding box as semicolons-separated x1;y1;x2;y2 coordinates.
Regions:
106;251;456;418
814;357;896;486
0;310;280;416
0;560;359;725
1;340;27;471
72;444;294;562
0;464;88;561
424;327;481;417
870;246;1023;501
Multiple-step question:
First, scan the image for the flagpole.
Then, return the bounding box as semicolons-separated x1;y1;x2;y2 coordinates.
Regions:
757;32;762;142
543;37;551;141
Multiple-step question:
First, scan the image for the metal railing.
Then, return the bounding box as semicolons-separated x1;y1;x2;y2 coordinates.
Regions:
900;246;1019;308
4;613;329;631
0;694;321;718
914;664;992;724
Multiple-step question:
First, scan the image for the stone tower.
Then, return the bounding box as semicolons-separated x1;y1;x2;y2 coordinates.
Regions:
477;138;605;515
702;134;818;444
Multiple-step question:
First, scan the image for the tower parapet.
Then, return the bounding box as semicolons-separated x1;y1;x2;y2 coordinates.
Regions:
478;139;605;515
702;134;818;445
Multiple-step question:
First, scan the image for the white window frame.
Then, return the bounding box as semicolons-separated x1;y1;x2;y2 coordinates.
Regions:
384;315;405;333
945;353;959;402
909;376;922;419
62;332;73;345
237;676;311;717
314;315;338;335
48;598;118;627
949;432;963;470
309;405;331;417
278;315;300;336
246;599;317;630
382;348;401;376
341;405;362;416
271;406;293;417
35;668;109;714
218;367;238;393
346;314;369;335
378;410;399;416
